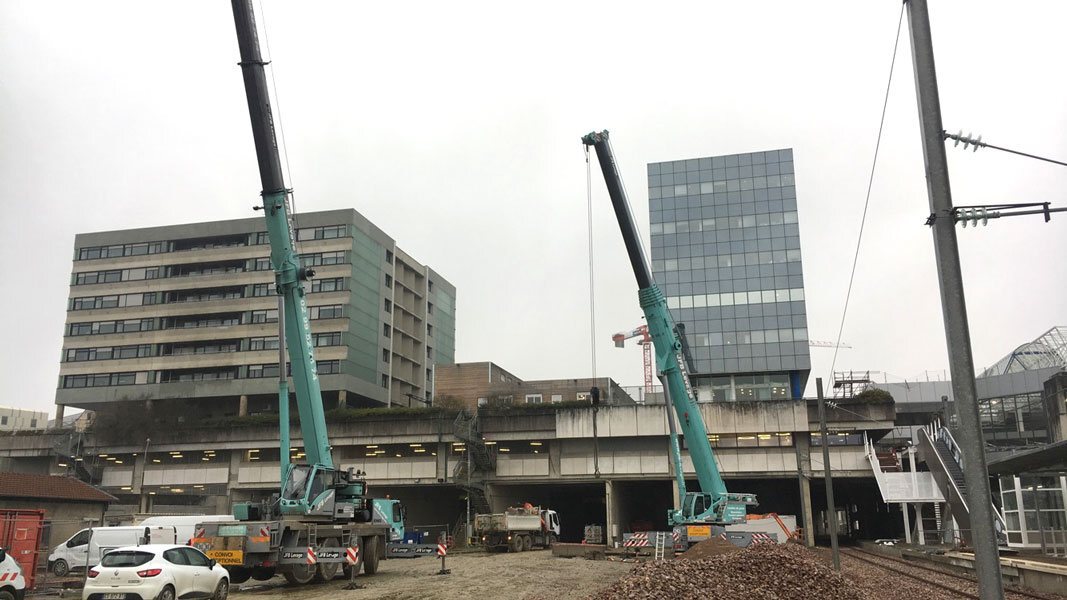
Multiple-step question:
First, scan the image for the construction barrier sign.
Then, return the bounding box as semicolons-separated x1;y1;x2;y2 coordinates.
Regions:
686;525;711;539
436;543;447;556
345;547;360;565
206;550;244;566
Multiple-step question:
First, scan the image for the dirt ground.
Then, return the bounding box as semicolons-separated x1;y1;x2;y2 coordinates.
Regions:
232;549;633;600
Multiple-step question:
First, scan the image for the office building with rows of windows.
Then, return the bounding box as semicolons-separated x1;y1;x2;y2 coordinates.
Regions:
648;148;810;401
55;209;455;423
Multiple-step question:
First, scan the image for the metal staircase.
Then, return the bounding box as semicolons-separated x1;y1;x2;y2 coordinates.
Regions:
917;420;1007;546
452;411;493;515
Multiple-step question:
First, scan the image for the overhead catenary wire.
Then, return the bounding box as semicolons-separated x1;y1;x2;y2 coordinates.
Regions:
828;3;906;381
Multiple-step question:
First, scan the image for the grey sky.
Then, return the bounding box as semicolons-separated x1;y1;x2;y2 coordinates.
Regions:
2;1;1064;417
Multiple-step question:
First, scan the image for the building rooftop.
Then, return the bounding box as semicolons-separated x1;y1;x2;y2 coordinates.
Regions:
980;326;1067;378
0;473;117;503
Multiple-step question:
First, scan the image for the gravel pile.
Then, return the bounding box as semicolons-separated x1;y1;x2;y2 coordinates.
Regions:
677;535;741;560
588;543;865;600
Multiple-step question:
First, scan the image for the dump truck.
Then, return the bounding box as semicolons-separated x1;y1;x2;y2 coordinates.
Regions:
475;505;560;552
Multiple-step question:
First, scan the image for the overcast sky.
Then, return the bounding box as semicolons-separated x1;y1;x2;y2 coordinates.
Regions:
2;1;1064;417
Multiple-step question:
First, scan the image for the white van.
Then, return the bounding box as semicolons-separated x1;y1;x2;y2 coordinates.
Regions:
47;526;176;576
137;515;234;546
0;547;26;600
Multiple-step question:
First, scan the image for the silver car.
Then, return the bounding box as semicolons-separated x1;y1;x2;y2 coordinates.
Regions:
82;544;229;600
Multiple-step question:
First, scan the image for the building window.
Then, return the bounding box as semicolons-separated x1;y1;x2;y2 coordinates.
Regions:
382;349;390;363
381;374;389;388
385;274;393;288
249;336;279;351
385;249;393;264
310;305;343;320
525;394;543;404
251;283;275;297
428;280;434;293
316;360;340;375
384;299;392;314
1;416;7;426
251;309;279;324
477;398;487;407
383;324;391;338
311;277;344;293
427;302;433;315
427;324;433;337
551;394;563;403
313;332;342;347
253;257;272;271
296;225;347;241
576;392;590;402
426;346;433;359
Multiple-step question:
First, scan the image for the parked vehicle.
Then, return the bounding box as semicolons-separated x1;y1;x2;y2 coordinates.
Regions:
475;505;560;552
47;526;176;577
0;547;27;600
82;544;228;600
138;515;234;546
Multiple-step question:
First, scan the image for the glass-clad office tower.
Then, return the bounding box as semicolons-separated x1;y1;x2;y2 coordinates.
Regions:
648;148;810;401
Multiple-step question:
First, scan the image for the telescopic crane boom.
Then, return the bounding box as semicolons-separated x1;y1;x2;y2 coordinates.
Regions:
582;131;756;526
231;0;364;519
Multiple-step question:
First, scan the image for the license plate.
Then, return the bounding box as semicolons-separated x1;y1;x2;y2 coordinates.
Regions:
207;550;244;565
103;594;125;600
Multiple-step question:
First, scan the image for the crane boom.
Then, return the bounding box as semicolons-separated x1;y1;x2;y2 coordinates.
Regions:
230;0;372;520
582;131;756;525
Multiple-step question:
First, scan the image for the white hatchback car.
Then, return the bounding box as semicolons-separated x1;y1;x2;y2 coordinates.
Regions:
83;544;229;600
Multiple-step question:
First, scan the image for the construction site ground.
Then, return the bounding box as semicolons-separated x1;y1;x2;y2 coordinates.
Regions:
229;549;631;600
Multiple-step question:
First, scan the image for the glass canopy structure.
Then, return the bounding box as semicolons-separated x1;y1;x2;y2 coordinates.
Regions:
980;326;1067;377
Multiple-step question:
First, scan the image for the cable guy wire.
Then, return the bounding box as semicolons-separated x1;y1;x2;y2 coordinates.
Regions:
829;4;905;381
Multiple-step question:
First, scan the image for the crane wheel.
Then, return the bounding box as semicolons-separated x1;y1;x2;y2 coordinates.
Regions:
281;563;316;585
311;538;340;582
510;536;524;552
362;535;380;575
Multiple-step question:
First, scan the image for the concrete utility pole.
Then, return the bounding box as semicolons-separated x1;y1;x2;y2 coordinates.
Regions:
816;378;840;570
905;1;1005;597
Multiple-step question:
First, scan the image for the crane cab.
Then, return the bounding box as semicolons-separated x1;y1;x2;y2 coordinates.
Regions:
675;491;758;526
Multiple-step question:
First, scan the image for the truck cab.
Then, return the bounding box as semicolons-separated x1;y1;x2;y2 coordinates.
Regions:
371;499;406;542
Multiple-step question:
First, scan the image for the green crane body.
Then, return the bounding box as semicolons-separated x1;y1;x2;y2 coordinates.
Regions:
231;0;369;520
582;131;757;526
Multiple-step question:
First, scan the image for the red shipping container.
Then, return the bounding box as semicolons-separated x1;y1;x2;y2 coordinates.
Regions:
0;509;45;589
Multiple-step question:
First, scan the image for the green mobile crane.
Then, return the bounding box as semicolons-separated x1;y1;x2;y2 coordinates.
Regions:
582;131;758;528
193;1;404;585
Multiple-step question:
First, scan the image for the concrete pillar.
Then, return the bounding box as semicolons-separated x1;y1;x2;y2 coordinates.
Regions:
238;395;249;417
795;432;815;546
53;404;65;429
548;440;562;478
226;449;242;507
798;475;815;547
436;442;449;482
337;390;347;409
915;503;925;545
902;503;912;544
132;452;147;495
139;493;153;514
604;479;617;547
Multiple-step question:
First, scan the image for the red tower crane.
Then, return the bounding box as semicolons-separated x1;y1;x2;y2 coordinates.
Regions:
611;324;654;392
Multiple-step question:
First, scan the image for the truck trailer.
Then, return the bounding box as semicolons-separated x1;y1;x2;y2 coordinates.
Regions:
475;506;559;552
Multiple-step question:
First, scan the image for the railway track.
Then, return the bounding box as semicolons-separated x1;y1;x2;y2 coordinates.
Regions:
839;547;1056;600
